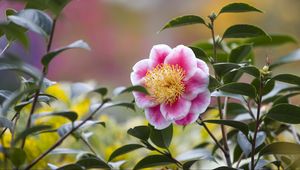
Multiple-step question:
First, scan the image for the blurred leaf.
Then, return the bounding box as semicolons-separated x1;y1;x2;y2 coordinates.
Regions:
127;125;150;141
102;102;136;111
0;22;29;47
209;76;220;91
237;131;265;157
203;119;248;135
119;85;148;95
176;148;214;162
211;90;244;102
133;155;176;170
160;15;206;32
0;90;12;99
219;3;262;14
272;74;300;86
245;34;297;47
91;87;108;97
42;40;90;67
183;160;198;170
0;117;13;132
260;142;300;155
273;92;300;106
219;82;256;98
267;104;300;124
14;125;52;143
8;9;52;38
50;148;88;155
76;158;111;169
149;124;173;149
213;166;238;170
109;144;144;161
270;49;300;69
226;103;248;116
223;24;269;39
5;8;17;17
33;111;78;122
229;44;252;63
8;148;26;167
58;120;105;137
26;0;71;16
56;164;84;170
189;46;210;63
14;94;56;112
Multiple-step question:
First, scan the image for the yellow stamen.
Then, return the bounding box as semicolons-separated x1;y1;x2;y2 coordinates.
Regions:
144;64;185;104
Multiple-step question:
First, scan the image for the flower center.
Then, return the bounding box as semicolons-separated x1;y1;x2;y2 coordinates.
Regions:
144;64;185;104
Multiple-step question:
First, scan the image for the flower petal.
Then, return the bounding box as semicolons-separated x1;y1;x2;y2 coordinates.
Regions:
160;97;191;121
196;59;209;75
182;69;209;100
190;90;211;114
164;45;197;80
149;44;172;68
145;105;172;130
133;92;157;108
131;59;150;85
175;112;199;126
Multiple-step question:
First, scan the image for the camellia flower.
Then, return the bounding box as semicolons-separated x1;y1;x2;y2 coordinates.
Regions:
131;44;210;129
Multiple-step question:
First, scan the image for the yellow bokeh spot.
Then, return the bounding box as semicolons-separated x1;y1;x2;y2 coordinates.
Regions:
45;84;70;104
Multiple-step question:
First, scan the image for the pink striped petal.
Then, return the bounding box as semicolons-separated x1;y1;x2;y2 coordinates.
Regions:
196;59;209;75
149;44;172;68
145;106;172;130
175;112;199;126
190;90;211;114
131;59;150;85
182;69;209;100
164;45;197;80
160;97;191;121
133;92;157;108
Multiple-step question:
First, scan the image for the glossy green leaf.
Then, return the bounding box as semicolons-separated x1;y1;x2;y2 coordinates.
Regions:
267;104;300;124
26;0;71;16
272;74;300;86
273;92;300;106
76;158;111;169
219;3;262;14
33;111;78;122
229;44;252;63
183;160;198;170
91;87;108;97
203;119;248;135
213;63;241;77
127;125;150;141
270;49;300;69
160;15;206;32
260;142;300;155
109;144;144;161
133;155;176;170
219;82;256;98
223;24;269;39
211;90;244;102
56;164;84;170
14;125;52;143
8;9;52;38
209;76;220;91
42;40;90;67
149;124;173;149
226;103;248;116
245;34;297;47
119;85;149;95
189;46;210;63
8;148;26;167
0;117;13;132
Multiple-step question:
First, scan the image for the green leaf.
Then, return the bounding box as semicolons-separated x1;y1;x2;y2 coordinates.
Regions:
209;76;220;91
56;164;84;170
42;40;90;67
26;0;71;16
8;9;53;38
260;142;300;155
223;24;269;39
133;155;176;170
14;125;52;143
0;117;13;132
76;158;111;169
267;104;300;124
33;111;78;122
160;15;206;32
272;74;300;86
273;92;300;106
5;8;17;17
229;44;252;63
149;124;173;149
219;82;256;98
176;148;214;162
119;85;149;95
8;148;26;167
102;102;136;111
109;144;144;161
211;90;244;102
58;121;105;137
189;46;210;63
213;63;241;77
270;49;300;69
203;119;249;135
226;103;248;116
0;22;29;47
219;3;262;14
244;34;297;47
213;166;238;170
183;160;198;170
127;125;150;141
91;87;108;97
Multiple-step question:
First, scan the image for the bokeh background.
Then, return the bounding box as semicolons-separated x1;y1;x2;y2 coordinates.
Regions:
1;0;300;88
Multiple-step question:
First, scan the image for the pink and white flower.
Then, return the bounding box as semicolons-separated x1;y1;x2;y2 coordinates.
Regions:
131;44;211;129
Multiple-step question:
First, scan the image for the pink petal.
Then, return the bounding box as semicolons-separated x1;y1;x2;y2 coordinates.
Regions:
160;97;191;121
145;106;172;130
164;45;197;80
149;44;172;68
190;90;211;114
196;59;209;75
131;59;150;85
175;112;199;126
182;69;209;100
133;92;157;108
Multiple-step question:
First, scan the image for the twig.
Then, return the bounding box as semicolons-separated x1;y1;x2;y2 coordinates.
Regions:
79;136;98;156
0;112;19;137
0;42;11;57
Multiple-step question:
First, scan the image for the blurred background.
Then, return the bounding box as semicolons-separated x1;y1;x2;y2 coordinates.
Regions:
0;0;299;88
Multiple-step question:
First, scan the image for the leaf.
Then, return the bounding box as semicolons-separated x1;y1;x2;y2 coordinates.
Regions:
109;144;144;161
56;164;84;170
189;46;210;63
119;85;149;95
76;158;111;169
272;74;300;86
244;34;297;47
203;119;249;135
267;104;300;124
0;117;13;132
211;90;244;102
213;166;238;170
91;87;108;97
160;15;206;32
270;49;300;69
26;0;71;16
50;148;88;155
222;24;269;39
213;63;241;77
219;3;262;14
14;125;52;143
229;44;252;63
0;90;12;99
0;22;29;47
219;82;256;98
42;40;90;67
176;148;214;162
237;131;266;157
33;111;78;122
127;125;150;141
8;148;26;167
260;142;300;155
149;124;173;149
8;9;52;38
183;160;198;170
226;103;248;116
58;120;105;137
209;76;220;91
133;155;176;170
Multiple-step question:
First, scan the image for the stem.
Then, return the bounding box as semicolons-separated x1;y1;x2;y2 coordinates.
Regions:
79;136;98;156
0;112;19;137
10;113;20;147
24;100;106;170
21;19;57;149
235;153;244;169
0;42;11;57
